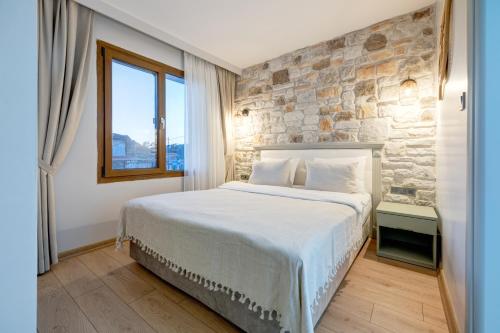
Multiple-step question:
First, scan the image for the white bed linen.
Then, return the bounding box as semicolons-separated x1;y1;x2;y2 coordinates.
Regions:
118;182;370;333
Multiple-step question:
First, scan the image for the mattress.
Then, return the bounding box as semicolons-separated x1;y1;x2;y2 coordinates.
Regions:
118;182;372;333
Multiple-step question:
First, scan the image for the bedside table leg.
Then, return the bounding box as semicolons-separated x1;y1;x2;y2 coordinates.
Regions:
376;226;380;255
433;235;437;269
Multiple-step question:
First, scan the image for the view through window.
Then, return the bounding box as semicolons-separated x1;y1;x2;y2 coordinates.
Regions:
111;60;158;170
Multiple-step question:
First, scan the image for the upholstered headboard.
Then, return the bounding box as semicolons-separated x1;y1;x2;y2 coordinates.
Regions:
254;142;384;233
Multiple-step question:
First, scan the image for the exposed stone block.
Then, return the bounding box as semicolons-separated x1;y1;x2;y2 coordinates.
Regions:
319;117;333;132
356;96;378;119
335;112;354;121
296;89;316;104
283;111;304;123
317;86;341;99
335;120;361;129
376;60;399;77
344;45;363;60
312;58;331;70
364;33;388;51
413;7;431;21
354;80;376;97
304;115;320;125
272;69;290;85
327;37;345;50
384;142;406;156
422;27;433;36
369;49;394;62
379;85;400;102
289;134;303;143
319;134;333;142
320;105;341;115
359;118;390;141
332;131;347;141
356;65;376;80
340;64;356;81
319;71;339;85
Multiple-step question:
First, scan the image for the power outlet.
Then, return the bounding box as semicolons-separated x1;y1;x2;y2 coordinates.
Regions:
390;186;416;197
240;174;250;181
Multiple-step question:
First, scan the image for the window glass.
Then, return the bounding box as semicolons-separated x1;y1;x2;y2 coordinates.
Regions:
111;60;158;170
165;74;185;171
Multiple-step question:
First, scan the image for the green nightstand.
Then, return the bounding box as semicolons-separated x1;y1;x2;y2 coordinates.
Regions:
376;202;438;270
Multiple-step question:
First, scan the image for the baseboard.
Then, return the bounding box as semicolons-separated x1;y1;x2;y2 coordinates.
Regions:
57;220;117;253
58;238;116;260
438;268;461;333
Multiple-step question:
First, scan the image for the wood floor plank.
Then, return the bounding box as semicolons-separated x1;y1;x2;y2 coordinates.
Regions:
371;304;448;333
318;307;390;333
52;257;104;298
38;272;62;299
75;285;155;333
351;260;440;292
328;292;374;321
78;249;123;277
130;290;215;333
102;242;136;266
315;326;334;333
38;285;97;333
179;297;241;333
355;257;438;287
101;266;154;304
339;277;424;320
348;269;443;309
423;304;449;330
125;262;187;303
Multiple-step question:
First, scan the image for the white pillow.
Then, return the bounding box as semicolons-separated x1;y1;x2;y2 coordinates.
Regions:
249;158;292;186
305;159;360;193
261;157;300;184
314;157;366;192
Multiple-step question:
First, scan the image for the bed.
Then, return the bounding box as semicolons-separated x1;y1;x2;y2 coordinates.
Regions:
118;142;383;333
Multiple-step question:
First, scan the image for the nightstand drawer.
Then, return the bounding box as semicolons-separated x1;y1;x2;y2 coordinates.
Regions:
377;212;437;235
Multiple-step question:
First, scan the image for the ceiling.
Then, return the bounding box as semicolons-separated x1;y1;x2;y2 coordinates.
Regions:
78;0;435;73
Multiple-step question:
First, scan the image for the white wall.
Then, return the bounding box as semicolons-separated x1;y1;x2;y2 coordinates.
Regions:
55;13;184;252
435;0;469;331
0;0;37;330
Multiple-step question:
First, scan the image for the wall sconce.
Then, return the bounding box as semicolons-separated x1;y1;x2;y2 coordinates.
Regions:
240;108;250;117
399;76;418;99
399;77;418;104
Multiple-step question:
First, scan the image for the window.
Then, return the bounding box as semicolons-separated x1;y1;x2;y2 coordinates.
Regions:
97;41;184;183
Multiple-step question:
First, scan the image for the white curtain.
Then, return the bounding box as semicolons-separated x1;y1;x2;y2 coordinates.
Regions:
216;67;236;182
184;53;225;191
38;0;93;274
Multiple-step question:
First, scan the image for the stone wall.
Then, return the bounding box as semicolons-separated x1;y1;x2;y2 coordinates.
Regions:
233;6;437;206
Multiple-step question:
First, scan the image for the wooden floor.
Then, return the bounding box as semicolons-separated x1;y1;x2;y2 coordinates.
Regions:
38;239;449;333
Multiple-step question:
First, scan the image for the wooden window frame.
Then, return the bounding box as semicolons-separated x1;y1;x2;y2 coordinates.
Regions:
97;41;184;184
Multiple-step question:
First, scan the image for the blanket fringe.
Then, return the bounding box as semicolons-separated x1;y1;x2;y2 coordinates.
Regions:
310;234;366;314
117;231;365;332
117;235;284;326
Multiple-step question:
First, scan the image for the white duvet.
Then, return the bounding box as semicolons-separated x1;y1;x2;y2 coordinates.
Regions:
118;181;370;333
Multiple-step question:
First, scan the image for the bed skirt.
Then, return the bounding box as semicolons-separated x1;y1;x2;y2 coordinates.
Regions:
130;217;371;333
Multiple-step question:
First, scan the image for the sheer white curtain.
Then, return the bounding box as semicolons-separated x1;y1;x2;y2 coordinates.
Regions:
183;53;225;191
